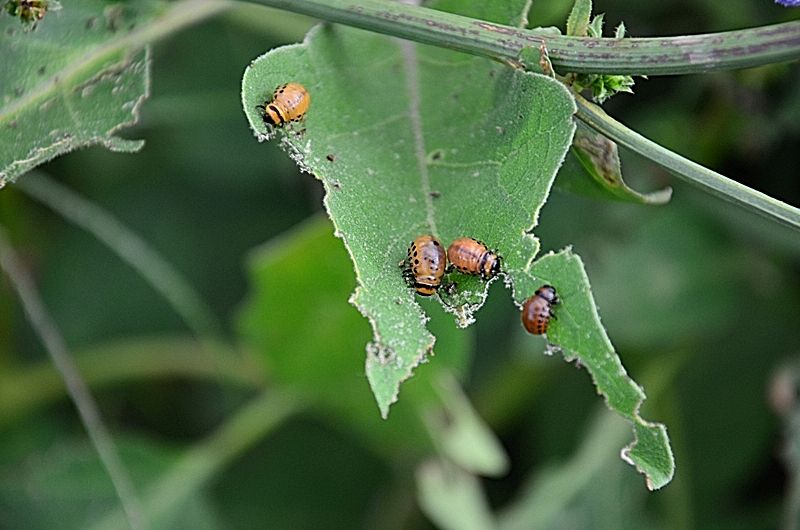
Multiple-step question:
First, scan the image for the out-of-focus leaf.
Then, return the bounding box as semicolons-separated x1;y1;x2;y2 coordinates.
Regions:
212;418;391;530
416;459;497;530
427;373;509;477
90;392;301;530
588;205;743;348
0;435;219;530
674;291;800;527
498;350;687;529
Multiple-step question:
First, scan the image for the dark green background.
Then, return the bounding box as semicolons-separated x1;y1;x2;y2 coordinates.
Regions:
1;1;799;528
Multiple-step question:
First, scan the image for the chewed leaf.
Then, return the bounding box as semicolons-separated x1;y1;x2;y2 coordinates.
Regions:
558;123;672;204
237;215;471;455
515;249;674;490
241;0;673;490
416;459;496;530
242;25;576;417
0;1;163;187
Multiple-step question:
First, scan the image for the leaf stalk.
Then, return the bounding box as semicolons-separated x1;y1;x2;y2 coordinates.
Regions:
249;0;800;75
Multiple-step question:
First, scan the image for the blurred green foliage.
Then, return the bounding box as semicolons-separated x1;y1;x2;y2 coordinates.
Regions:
1;1;799;529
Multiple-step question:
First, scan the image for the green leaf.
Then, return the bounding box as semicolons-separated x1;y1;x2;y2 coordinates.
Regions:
566;0;592;37
0;2;158;185
614;21;626;39
242;25;574;418
237;214;512;490
588;204;743;347
241;0;673;489
558;123;672;204
586;13;604;38
0;435;220;530
427;373;509;477
520;250;674;490
0;0;229;187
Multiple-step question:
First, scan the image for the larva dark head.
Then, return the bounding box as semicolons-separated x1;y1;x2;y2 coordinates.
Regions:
482;252;501;279
535;285;558;304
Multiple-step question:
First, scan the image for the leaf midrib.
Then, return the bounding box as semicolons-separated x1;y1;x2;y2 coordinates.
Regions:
399;38;438;236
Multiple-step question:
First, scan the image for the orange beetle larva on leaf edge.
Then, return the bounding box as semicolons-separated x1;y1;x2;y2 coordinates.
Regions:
521;285;559;335
257;82;310;126
405;235;447;296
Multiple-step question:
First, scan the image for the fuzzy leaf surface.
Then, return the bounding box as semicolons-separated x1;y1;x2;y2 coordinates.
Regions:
242;19;575;417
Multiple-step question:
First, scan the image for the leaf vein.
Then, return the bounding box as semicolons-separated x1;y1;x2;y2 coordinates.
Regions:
399;39;437;235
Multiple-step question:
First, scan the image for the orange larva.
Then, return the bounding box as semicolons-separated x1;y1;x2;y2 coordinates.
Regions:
257;82;310;126
447;237;501;280
521;285;559;335
405;235;447;296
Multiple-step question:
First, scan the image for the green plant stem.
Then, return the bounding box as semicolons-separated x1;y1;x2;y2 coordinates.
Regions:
90;391;304;530
0;336;264;427
248;0;800;75
0;227;144;530
575;95;800;231
16;172;224;340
